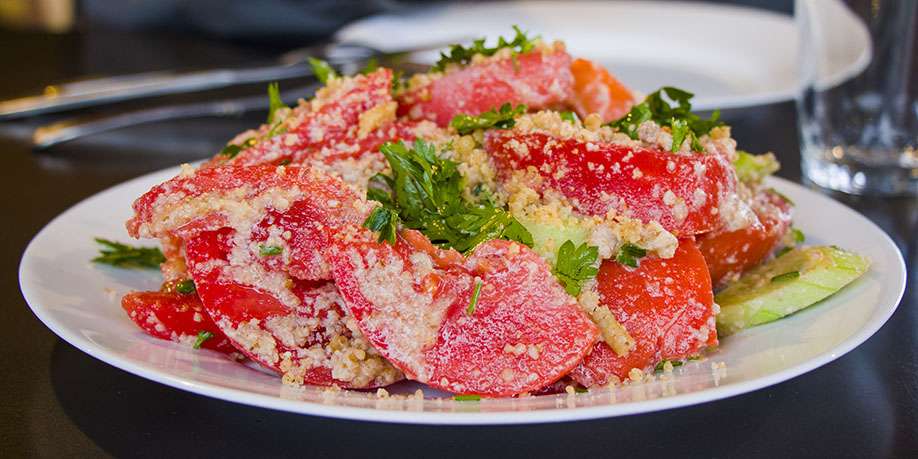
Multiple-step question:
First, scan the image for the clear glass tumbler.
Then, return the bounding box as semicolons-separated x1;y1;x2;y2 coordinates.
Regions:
796;0;917;196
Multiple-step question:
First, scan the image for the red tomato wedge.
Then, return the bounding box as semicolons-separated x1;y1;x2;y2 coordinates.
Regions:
182;227;402;388
398;47;574;126
331;231;599;396
206;68;401;167
121;289;236;354
570;239;717;387
485;131;737;235
569;58;635;123
127;165;368;281
699;189;793;285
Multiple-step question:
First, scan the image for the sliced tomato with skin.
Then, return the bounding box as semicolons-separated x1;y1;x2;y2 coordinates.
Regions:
331;230;599;396
182;227;402;388
699;189;793;285
204;68;398;168
127;165;368;281
570;239;716;387
398;48;574;127
121;288;236;354
486;131;737;235
569;58;635;123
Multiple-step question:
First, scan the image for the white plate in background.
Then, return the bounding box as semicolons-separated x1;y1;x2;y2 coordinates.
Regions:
336;1;871;110
19;165;905;424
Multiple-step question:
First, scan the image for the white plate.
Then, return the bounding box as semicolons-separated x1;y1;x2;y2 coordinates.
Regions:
336;0;871;110
19;167;905;424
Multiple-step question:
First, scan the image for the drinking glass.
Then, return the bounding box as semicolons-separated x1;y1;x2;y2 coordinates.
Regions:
796;0;917;196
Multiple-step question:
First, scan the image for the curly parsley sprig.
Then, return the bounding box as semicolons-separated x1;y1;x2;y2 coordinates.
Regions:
450;103;527;135
433;25;538;72
362;140;533;253
610;86;724;152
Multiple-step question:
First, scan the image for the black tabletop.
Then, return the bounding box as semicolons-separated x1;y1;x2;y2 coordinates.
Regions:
3;27;916;458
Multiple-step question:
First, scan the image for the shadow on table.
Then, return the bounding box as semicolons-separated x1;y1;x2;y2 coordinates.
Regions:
49;337;898;458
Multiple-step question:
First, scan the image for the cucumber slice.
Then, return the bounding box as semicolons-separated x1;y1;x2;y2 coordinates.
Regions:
715;246;869;336
514;213;590;262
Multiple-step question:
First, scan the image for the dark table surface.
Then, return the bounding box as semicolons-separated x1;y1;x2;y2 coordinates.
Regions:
2;27;916;459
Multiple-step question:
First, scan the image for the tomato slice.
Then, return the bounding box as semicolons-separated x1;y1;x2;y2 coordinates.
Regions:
569;239;716;387
698;189;793;285
121;289;236;354
569;58;635;123
182;227;402;388
128;165;368;281
331;230;598;396
398;48;574;126
486;131;737;235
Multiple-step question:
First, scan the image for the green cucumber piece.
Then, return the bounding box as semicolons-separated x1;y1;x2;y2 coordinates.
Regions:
715;246;869;336
514;213;590;262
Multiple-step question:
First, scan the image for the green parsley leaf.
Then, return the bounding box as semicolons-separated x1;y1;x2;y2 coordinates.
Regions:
792;228;805;244
616;243;647;268
219;137;256;158
433;25;538;72
175;279;196;294
92;238;165;269
450;103;527;135
559;111;580;124
363;140;533;253
574;386;588;393
360;57;379;75
193;331;214;349
391;69;404;93
308;56;338;84
259;245;283;256
771;271;800;283
453;394;481;401
467;280;483;315
776;246;793;257
610;86;724;152
552;240;599;296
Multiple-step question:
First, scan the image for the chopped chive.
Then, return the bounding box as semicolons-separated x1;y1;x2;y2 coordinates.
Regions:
193;331;214;349
259;245;283;256
454;394;481;401
92;238;165;269
771;271;800;283
467;280;483;315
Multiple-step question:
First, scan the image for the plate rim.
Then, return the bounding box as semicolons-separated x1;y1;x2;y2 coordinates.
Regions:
18;170;907;425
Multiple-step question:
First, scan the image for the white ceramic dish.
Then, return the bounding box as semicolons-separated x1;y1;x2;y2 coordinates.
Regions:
19;166;905;425
336;0;870;110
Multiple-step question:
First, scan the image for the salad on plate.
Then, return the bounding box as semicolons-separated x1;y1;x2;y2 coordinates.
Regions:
99;27;869;398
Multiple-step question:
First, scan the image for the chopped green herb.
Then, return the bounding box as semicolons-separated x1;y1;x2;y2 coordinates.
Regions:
193;331;214;349
454;394;481;401
92;238;165;269
450;103;527;135
433;25;538;72
259;245;283;256
792;228;805;244
776;246;793;257
574;386;588;393
308;56;338;84
391;69;404;93
654;359;685;373
609;86;724;152
360;57;379;75
175;279;196;294
559;111;580;124
219;137;257;158
616;243;647;268
278;158;292;166
266;82;286;124
733;150;780;183
467;280;483;315
362;140;533;253
770;271;800;283
552;240;599;296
